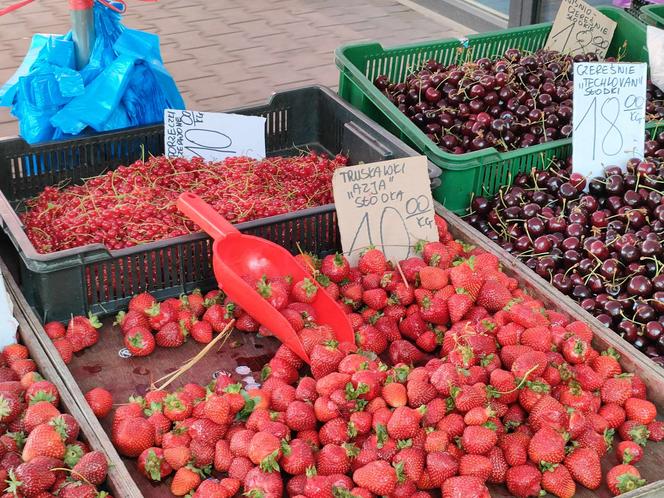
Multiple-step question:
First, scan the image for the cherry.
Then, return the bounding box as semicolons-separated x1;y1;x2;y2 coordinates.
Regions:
627;275;653;297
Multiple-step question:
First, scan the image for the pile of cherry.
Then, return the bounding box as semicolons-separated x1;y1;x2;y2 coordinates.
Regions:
464;141;664;363
83;218;664;497
374;48;664;154
0;343;110;497
21;152;347;254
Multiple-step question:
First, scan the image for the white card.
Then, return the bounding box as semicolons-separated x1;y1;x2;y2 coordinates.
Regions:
572;62;647;180
648;25;664;92
332;156;438;265
164;109;266;161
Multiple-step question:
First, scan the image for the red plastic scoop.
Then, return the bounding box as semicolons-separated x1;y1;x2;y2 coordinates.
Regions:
177;193;354;363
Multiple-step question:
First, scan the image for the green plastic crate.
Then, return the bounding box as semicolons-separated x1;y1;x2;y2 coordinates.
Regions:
641;4;664;27
335;7;652;213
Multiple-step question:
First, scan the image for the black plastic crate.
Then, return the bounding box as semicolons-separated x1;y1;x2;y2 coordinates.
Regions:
0;86;436;321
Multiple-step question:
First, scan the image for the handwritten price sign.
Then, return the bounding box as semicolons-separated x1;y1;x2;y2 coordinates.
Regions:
164;109;266;161
544;0;616;58
572;62;647;180
332;156;437;264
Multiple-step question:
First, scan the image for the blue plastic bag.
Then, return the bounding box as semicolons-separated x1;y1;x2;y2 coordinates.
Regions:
0;0;184;144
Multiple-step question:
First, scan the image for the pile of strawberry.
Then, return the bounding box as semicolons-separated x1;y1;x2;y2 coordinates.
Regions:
104;217;664;498
22;152;347;253
0;343;110;497
43;316;102;365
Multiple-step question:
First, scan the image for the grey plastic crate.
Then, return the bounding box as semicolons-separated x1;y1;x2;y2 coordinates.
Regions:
0;85;437;321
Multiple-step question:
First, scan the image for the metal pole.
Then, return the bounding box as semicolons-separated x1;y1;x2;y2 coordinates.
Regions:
69;0;95;69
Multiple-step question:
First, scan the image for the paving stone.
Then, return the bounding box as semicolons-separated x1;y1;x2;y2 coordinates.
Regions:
0;0;470;138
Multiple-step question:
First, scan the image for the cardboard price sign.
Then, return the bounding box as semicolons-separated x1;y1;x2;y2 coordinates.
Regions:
544;0;616;57
572;62;647;180
332;156;437;264
164;109;266;161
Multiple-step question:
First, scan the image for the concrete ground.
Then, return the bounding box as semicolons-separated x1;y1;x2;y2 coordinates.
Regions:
0;0;469;138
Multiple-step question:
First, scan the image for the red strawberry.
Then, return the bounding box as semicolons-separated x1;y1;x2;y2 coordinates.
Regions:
442;476;490;498
53;337;74;364
448;292;474;323
450;260;483;300
124;327;155;356
358;248;387;275
190;320;213;344
363;288;388;310
352;460;396;495
203;303;233;333
647;420;664;441
528;427;565;464
419;296;449;325
292;278;318;304
114;309;151;334
129;292;157;315
256;276;289;310
419;266;448;290
43;321;66;339
248;431;281;471
459;453;492;481
83;387;113;419
592;349;622;379
389;340;424;366
24;401;60;432
624;397;657;425
320;253;350;283
461;424;497;455
243;466;283;497
506;464;542;498
66;314;101;352
564;447;601;490
22;424;65;461
0;392;21;424
164;446;191;470
155;322;187;348
601;376;633;406
606;464;645;496
541;463;575;498
171;466;202;496
355;324;387;355
8;461;55;496
615;440;644;464
71;450;107;485
505;301;548;328
163;393;192;421
113;417;155;457
618;420;650;446
476;280;511;312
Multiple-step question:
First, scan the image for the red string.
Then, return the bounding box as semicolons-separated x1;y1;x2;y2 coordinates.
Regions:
0;0;35;16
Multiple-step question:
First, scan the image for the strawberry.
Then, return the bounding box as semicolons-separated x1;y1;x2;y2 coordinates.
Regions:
601;376;633;406
592;349;622;379
43;321;66;339
22;424;65;461
248;431;281;471
321;253;350;283
352;460;396;495
163;393;192;421
280;439;315;475
528;427;565;464
164;446;191;470
171;466;202;496
419;266;448;290
450;260;483;300
459;453;492;481
615;440;644;464
386;406;421;440
407;379;437;407
511;350;547;379
358;248;387;275
71;450;107;485
7;462;55;496
541;463;575;498
124;327;155;356
114;309;151;334
155;322;187;348
203;303;233;333
618;420;650;446
355;325;387;355
506;464;542;498
624;397;657;425
243;466;284;497
129;292;157;315
256;276;289;310
2;344;28;364
647;420;664;441
419;295;449;325
190;320;213;344
193;478;227;498
292;278;318;304
0;392;22;423
476;280;511;312
448;292;474;323
66;314;101;352
24;400;60;432
505;301;548;328
53;337;74;364
461;424;497;455
442;476;490;498
606;464;645;496
113;417;155;457
564;447;601;490
363;288;388;310
388;340;424;366
83;387;113;419
561;337;590;364
382;381;407;408
310;341;344;380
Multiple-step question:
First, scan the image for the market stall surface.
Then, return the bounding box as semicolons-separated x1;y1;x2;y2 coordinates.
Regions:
0;0;469;138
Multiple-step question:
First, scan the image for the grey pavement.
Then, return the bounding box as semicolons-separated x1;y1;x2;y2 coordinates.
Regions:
0;0;470;138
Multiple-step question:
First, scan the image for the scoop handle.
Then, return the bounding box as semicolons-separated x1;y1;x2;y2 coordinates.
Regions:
177;193;239;241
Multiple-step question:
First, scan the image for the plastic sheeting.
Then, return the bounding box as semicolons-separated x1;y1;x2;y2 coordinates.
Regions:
0;0;184;144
